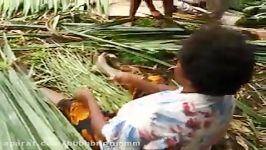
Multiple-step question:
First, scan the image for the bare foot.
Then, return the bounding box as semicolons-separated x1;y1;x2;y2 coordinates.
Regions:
151;10;164;19
128;17;137;26
96;53;121;79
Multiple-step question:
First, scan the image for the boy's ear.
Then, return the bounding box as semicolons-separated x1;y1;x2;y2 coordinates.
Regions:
174;61;193;86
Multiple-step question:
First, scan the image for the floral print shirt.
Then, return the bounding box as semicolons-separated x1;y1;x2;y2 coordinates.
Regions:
101;88;235;150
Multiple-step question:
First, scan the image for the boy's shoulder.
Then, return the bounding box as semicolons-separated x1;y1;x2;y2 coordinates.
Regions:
123;88;184;107
118;88;234;119
119;88;222;116
124;87;230;107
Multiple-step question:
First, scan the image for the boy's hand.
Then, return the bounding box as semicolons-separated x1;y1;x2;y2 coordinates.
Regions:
73;88;94;105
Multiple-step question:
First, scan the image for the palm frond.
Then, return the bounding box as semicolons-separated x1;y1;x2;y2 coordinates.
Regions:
0;0;109;18
0;37;91;150
42;49;131;113
0;69;92;150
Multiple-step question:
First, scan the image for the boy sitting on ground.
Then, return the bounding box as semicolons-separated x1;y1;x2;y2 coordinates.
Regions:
41;25;254;150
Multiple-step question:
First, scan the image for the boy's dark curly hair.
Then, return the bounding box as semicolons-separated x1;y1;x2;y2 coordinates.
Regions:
179;25;255;96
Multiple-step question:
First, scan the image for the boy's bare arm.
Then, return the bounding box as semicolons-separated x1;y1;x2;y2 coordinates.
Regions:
96;53;176;94
74;88;106;140
114;72;177;95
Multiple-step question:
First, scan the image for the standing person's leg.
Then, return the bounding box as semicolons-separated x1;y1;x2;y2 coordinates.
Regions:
130;0;142;21
144;0;163;18
206;0;229;20
130;0;164;20
163;0;174;17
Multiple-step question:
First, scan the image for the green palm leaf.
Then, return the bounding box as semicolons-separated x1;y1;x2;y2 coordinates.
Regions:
0;35;92;150
0;0;109;18
0;69;92;150
43;50;131;113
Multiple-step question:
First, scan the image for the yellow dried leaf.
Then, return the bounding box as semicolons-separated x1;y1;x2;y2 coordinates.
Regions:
229;119;252;136
258;132;266;146
236;136;249;150
174;13;198;20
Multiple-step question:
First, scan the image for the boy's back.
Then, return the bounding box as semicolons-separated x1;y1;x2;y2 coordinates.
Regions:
102;88;235;149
